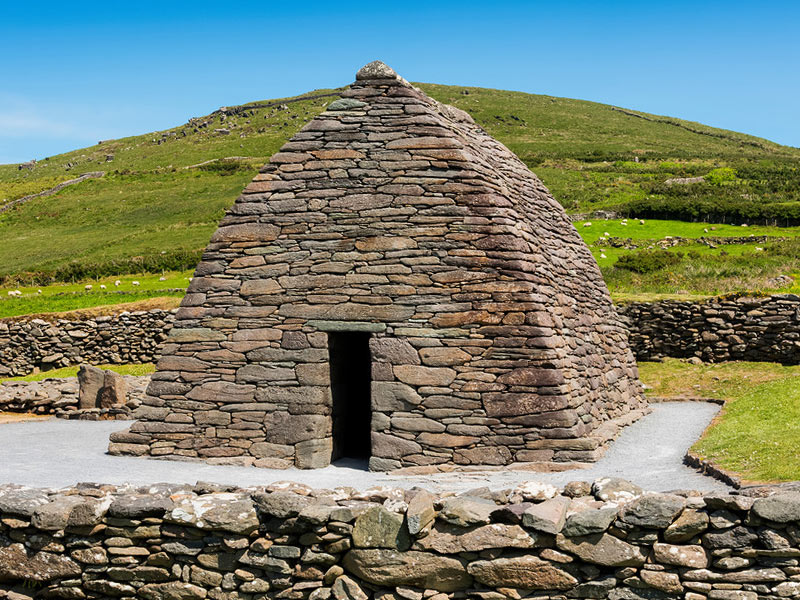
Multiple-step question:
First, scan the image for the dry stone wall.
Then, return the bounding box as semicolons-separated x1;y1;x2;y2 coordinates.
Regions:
0;310;175;378
0;375;148;419
620;295;800;364
3;296;800;385
1;479;800;600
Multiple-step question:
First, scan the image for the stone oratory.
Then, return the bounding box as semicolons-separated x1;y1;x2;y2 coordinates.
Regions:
110;61;647;470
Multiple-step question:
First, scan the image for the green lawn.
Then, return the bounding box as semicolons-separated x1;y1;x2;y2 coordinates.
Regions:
1;363;155;383
639;359;800;482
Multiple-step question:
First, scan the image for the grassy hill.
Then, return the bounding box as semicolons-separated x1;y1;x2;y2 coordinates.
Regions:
2;82;800;310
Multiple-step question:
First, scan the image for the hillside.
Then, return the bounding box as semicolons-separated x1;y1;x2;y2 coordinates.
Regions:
1;82;800;308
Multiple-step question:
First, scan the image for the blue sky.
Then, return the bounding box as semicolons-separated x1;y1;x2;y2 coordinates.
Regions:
1;1;798;164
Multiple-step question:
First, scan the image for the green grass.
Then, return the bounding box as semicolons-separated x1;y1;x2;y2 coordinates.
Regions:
639;359;800;482
1;363;155;382
0;271;189;318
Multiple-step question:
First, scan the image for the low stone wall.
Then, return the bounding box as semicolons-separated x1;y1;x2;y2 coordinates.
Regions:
619;295;800;363
1;478;799;600
3;295;800;378
0;310;175;377
0;375;148;419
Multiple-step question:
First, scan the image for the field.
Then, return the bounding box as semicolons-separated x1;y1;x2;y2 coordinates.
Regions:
639;359;800;482
0;272;187;319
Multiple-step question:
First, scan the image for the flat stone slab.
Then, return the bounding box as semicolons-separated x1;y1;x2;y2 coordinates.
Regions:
0;402;730;492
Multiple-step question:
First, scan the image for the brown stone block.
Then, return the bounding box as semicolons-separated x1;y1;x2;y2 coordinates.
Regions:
236;364;295;383
279;302;414;321
385;136;463;150
187;381;256;403
393;365;456;387
210;223;280;243
108;442;149;456
231;328;282;341
372;432;422;459
416;432;478;448
505;409;579;429
430;311;501;328
156;356;210;372
515;449;556;462
453;446;512;465
419;347;472;366
312;149;364;159
483;393;570;418
295;438;333;469
330;194;392;211
496;368;565;387
264;412;330;445
240;279;283;296
296;363;330;386
195;411;231;426
370;338;420;364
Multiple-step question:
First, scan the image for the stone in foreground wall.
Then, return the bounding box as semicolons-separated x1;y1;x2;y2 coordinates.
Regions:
2;479;800;600
619;295;800;364
0;374;148;419
0;310;175;377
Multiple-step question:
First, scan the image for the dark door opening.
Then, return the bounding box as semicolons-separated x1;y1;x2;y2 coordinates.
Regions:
328;332;372;461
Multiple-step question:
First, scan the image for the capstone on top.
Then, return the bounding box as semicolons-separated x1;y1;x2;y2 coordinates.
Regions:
356;61;398;81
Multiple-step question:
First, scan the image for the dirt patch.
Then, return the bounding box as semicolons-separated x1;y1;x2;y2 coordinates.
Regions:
0;412;52;424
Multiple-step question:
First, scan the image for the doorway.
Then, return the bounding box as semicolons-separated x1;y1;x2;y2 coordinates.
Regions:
328;332;372;461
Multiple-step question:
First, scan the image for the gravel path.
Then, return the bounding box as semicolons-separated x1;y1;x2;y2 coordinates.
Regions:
0;402;730;492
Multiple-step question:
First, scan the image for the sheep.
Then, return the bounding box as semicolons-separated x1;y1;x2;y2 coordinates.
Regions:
600;253;607;259
639;220;645;225
132;281;140;286
84;284;93;291
704;228;709;233
37;289;42;294
756;247;764;251
100;284;107;290
583;222;592;227
159;276;167;281
114;280;121;287
604;231;610;237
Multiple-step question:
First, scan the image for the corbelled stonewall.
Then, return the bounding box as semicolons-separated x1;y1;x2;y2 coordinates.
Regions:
109;61;646;470
2;479;800;600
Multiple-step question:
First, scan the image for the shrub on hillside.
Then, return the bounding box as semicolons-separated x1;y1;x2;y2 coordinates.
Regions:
705;167;737;185
615;250;683;274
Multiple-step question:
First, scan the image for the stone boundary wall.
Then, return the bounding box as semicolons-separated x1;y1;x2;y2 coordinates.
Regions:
0;310;175;377
3;295;800;378
0;375;148;419
1;479;799;600
618;295;800;364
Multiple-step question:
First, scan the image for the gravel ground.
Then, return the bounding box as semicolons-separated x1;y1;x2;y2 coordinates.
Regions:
0;402;730;492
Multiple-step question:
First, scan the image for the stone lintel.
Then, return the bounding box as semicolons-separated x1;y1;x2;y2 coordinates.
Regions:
307;320;387;333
